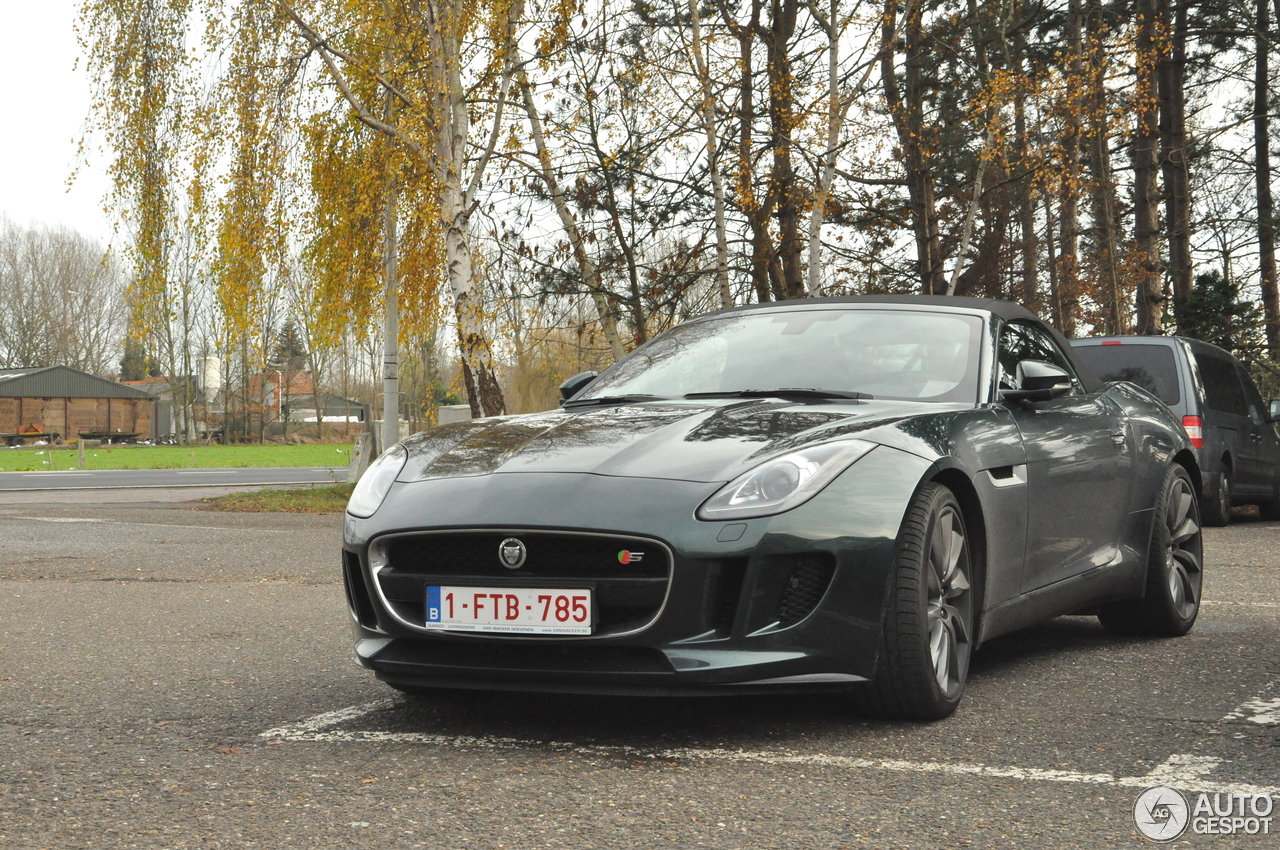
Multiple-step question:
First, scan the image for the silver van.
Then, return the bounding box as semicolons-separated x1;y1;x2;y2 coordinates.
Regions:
1071;336;1280;525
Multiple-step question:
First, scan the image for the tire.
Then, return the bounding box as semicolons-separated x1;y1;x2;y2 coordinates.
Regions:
1098;464;1203;637
854;483;975;721
1201;468;1231;527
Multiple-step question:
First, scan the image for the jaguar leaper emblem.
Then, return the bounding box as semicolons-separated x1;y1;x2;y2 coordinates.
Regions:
498;537;527;570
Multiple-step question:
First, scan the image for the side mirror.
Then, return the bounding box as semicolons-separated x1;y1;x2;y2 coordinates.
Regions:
1001;360;1072;403
559;371;599;402
1269;399;1280;423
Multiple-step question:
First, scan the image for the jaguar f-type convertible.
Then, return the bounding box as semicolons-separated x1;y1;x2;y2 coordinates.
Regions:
342;296;1203;719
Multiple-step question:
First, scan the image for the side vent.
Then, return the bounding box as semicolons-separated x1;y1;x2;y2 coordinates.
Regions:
343;551;380;629
712;559;748;634
776;554;836;627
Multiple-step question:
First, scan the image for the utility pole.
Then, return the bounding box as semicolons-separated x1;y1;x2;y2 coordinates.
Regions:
382;178;400;454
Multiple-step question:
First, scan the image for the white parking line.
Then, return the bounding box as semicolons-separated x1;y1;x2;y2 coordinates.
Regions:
1223;684;1280;725
8;516;288;533
1202;600;1280;609
261;701;1279;797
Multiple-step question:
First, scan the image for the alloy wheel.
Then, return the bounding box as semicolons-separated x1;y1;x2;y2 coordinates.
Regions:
926;506;972;697
1164;474;1202;620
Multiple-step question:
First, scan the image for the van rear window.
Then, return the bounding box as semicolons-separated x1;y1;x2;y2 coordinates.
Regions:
1073;344;1180;405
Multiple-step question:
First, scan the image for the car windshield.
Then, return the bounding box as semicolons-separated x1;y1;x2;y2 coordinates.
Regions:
578;308;985;403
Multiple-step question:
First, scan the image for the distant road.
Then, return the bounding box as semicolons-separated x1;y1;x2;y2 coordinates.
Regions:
0;467;347;491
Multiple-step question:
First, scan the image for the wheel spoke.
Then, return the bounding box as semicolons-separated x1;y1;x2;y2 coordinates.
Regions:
929;518;949;593
931;619;952;689
1170;515;1200;544
1171;561;1197;607
1167;485;1192;533
943;602;969;644
1171;546;1200;575
945;528;963;576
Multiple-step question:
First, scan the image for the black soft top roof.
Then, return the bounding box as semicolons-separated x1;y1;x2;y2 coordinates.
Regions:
711;294;1040;322
703;294;1101;393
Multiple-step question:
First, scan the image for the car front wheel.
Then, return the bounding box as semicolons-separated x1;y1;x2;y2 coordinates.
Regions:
1098;464;1202;636
855;483;974;721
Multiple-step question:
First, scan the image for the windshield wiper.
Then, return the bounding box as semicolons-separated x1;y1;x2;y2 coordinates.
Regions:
562;393;670;409
684;388;873;401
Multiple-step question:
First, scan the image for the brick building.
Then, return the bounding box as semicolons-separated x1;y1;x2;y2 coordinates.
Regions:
0;366;156;444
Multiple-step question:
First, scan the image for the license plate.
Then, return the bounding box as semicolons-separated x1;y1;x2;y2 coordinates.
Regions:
425;586;593;635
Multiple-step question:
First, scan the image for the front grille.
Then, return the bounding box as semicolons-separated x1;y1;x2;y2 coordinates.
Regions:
373;530;671;638
386;532;667;579
776;554;836;627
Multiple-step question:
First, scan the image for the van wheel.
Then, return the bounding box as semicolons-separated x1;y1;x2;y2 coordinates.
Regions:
1201;469;1231;527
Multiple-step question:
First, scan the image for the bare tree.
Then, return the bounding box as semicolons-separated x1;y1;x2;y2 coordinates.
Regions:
0;220;127;375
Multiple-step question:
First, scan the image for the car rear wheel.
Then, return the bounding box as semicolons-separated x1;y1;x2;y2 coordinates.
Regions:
854;483;974;721
1098;464;1202;636
1201;468;1231;527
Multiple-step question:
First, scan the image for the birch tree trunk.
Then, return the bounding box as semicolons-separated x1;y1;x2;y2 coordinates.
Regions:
516;72;627;361
1133;0;1164;335
1159;0;1192;308
1085;0;1125;334
1257;0;1279;353
1055;0;1083;335
765;0;805;298
881;0;945;294
688;0;734;309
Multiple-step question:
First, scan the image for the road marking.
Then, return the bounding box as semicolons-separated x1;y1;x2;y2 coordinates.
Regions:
1202;600;1280;609
14;472;93;476
8;516;288;533
16;473;93;477
175;470;242;475
261;701;1279;796
1223;684;1280;725
12;517;106;523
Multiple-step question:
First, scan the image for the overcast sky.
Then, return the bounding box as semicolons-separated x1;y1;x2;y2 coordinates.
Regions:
1;3;113;243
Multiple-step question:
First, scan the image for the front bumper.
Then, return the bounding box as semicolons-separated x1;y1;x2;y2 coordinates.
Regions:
342;447;932;695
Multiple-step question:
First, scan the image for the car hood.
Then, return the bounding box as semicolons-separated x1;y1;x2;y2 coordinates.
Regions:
397;398;970;484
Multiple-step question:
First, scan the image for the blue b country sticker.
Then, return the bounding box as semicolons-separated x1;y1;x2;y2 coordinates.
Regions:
426;586;441;623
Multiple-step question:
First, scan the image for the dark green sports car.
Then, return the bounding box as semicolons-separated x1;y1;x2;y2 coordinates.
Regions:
341;296;1203;719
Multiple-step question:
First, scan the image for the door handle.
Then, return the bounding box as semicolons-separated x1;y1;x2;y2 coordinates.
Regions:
1110;429;1126;448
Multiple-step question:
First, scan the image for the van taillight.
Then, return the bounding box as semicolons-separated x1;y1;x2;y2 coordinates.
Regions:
1183;415;1203;449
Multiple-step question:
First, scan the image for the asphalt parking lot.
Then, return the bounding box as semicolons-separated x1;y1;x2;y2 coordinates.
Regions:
1;496;1276;848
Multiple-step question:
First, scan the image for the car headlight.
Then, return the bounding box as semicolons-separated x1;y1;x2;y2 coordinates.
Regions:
697;439;876;520
346;444;408;518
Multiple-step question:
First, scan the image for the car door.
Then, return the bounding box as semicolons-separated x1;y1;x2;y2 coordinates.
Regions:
1237;364;1280;496
1192;347;1255;493
997;321;1133;592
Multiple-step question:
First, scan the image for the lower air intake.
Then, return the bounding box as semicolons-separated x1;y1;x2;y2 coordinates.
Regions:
776;554;836;627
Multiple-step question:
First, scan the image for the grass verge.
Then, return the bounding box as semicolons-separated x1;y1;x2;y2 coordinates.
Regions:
195;483;354;513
